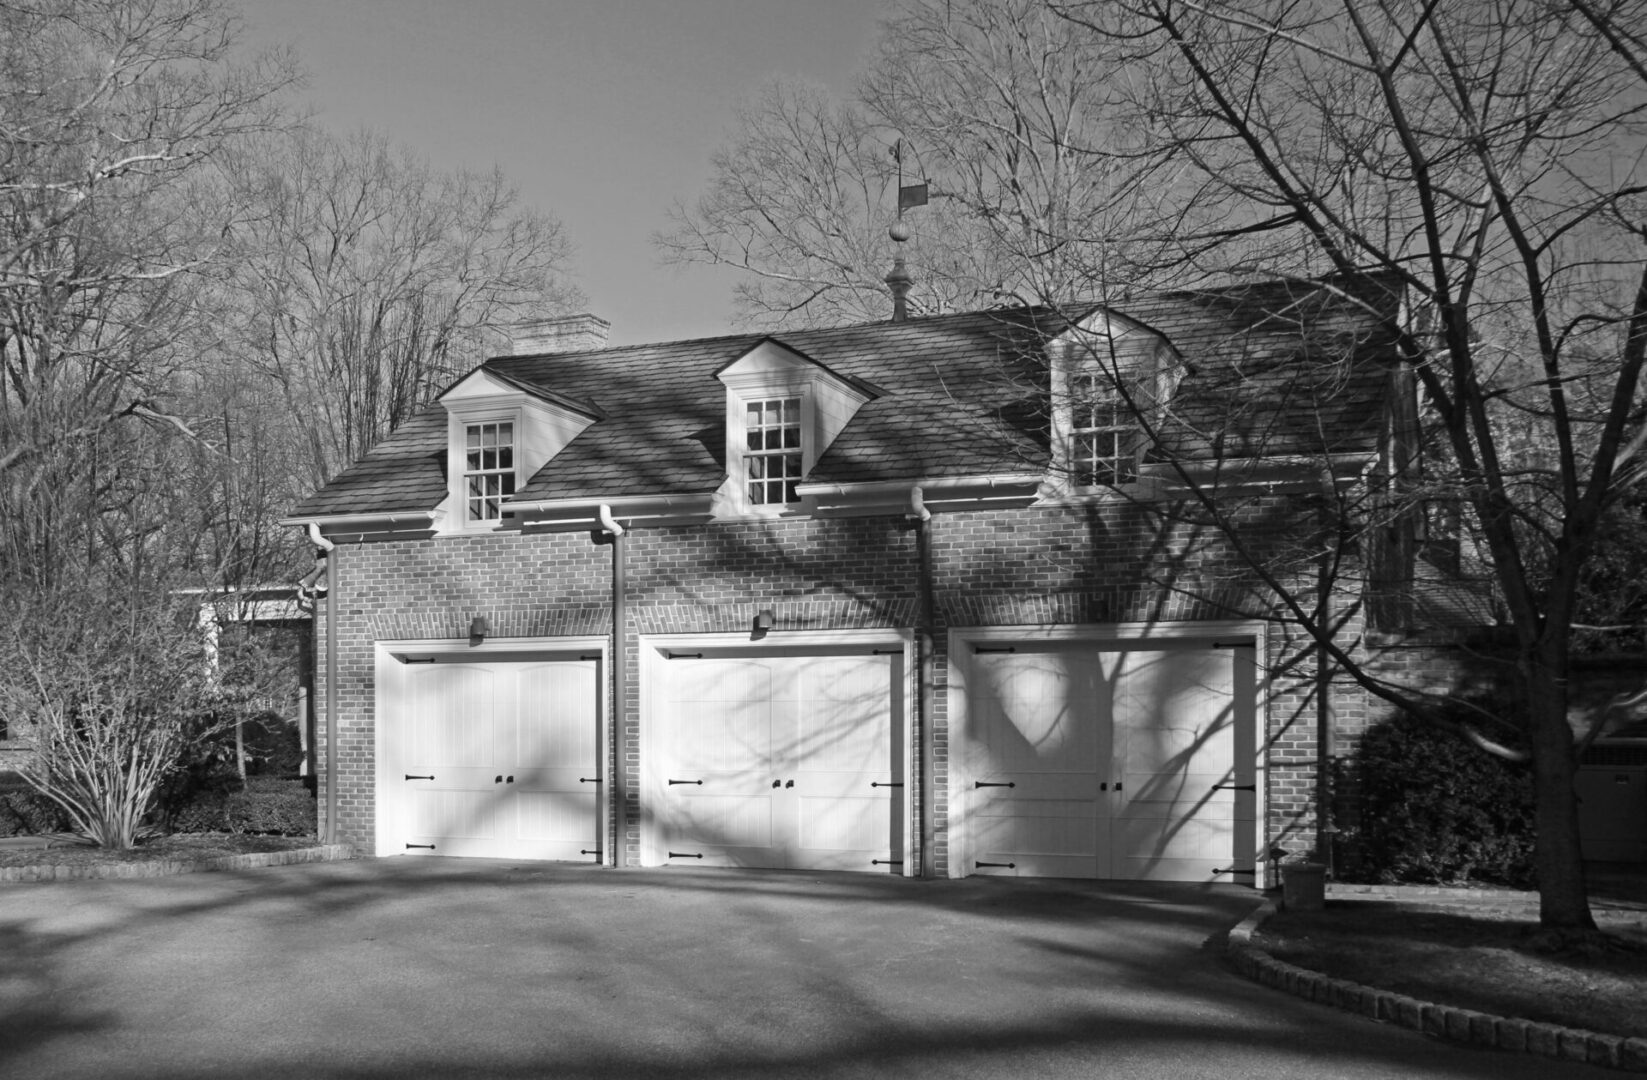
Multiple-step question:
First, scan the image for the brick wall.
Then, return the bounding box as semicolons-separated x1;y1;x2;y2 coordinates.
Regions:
313;498;1361;872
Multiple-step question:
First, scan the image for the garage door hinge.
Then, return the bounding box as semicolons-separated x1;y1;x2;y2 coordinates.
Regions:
668;851;704;859
406;843;435;851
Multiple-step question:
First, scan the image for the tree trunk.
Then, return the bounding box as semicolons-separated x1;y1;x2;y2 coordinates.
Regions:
1524;650;1595;930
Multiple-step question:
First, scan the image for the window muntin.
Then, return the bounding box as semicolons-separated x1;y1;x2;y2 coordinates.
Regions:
1071;373;1137;486
745;397;802;505
465;420;516;523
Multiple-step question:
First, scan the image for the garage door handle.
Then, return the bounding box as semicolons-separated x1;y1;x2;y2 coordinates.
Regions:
871;781;903;788
1212;783;1256;791
668;779;704;786
975;781;1015;788
580;777;599;784
405;774;434;781
495;775;503;783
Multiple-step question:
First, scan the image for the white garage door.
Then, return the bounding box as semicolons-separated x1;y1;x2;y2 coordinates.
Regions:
386;657;600;860
958;639;1257;882
653;651;904;872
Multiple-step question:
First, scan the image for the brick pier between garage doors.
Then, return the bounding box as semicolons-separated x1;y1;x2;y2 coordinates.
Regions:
286;281;1412;884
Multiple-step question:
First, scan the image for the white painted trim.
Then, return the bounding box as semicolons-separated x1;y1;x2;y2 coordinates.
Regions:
636;628;917;874
372;635;611;860
946;620;1270;886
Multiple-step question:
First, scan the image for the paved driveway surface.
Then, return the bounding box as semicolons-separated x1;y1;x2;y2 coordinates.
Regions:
0;858;1608;1079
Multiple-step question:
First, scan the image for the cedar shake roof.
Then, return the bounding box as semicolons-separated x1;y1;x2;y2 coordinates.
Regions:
287;274;1401;519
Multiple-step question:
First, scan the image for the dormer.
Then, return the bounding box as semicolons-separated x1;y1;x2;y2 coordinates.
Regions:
438;366;601;533
1046;309;1186;497
711;338;878;518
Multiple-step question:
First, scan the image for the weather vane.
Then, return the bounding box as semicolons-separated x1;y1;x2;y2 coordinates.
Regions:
889;139;928;243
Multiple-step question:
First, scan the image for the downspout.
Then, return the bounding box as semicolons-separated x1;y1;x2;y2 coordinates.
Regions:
308;522;339;846
1315;499;1337;874
598;505;627;867
911;486;936;878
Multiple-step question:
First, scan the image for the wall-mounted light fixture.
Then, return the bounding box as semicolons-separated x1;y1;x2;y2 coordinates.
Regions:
752;608;776;640
469;615;491;642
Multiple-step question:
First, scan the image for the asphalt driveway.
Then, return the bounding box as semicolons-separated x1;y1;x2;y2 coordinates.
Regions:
0;858;1608;1079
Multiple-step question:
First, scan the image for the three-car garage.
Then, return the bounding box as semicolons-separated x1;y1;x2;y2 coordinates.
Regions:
373;622;1263;883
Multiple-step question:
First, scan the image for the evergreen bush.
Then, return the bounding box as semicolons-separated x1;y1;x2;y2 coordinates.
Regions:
1338;702;1536;887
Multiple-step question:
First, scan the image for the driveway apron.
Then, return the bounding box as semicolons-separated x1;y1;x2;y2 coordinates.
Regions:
0;859;1608;1079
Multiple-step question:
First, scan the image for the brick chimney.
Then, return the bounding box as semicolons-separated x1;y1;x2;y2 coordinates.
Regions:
510;313;611;355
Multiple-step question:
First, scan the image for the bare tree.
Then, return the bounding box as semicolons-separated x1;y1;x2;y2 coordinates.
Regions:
664;0;1647;930
0;0;296;590
1036;0;1647;931
219;127;583;494
657;2;1177;327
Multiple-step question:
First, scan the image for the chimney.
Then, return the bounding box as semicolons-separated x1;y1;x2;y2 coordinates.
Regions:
510;313;611;355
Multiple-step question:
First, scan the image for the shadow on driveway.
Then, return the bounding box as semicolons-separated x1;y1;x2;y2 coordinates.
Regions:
0;858;1608;1079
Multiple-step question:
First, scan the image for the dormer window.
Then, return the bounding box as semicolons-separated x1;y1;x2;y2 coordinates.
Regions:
745;397;802;505
465;421;516;522
1070;373;1138;486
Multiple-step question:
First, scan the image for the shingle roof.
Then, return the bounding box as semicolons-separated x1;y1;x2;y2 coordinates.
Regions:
287;274;1401;518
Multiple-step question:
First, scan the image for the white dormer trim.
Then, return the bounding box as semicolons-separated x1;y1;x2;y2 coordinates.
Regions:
1044;309;1185;500
711;339;875;519
438;368;598;534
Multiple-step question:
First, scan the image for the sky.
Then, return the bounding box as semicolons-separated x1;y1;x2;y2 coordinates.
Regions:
237;0;890;347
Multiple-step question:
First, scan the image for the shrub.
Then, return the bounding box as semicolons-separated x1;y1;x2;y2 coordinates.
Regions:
170;776;315;837
0;788;73;836
1337;703;1535;887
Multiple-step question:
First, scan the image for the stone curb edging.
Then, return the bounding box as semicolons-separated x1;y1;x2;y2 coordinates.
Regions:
0;844;354;882
1228;898;1647;1072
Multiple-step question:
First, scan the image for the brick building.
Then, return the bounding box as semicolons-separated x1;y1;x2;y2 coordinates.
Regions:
284;274;1409;885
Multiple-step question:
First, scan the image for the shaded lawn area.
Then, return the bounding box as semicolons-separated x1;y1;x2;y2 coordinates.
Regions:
1254;900;1647;1039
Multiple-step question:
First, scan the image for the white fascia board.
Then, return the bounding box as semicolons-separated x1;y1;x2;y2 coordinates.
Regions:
511;493;716;530
279;511;439;531
1142;452;1374;491
796;474;1044;516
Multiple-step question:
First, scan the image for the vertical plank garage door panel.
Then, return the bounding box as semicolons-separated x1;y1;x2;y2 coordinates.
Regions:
404;665;506;854
1113;650;1243;881
392;658;600;860
791;655;899;870
658;651;901;871
959;638;1257;882
511;662;600;859
662;659;780;865
963;649;1114;877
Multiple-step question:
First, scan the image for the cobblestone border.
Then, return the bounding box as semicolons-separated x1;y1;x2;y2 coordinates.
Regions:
0;844;353;883
1228;898;1647;1072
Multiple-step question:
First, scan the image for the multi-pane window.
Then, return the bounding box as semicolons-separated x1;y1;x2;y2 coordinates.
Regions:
1071;373;1137;486
745;397;802;505
465;421;515;523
